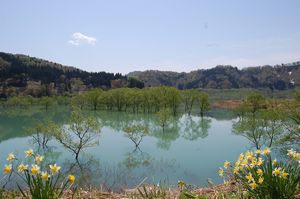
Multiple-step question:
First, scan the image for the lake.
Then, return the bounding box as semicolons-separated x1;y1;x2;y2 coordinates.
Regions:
0;107;251;191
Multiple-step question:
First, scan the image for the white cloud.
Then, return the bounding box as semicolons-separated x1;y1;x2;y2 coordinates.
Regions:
68;32;97;45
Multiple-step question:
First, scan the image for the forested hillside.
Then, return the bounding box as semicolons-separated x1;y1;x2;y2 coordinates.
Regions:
1;52;299;98
128;63;300;90
0;52;144;98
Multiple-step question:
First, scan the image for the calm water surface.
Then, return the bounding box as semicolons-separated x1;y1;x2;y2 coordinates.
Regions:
0;107;250;190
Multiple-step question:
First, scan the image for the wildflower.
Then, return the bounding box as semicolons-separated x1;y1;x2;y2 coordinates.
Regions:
295;153;300;160
245;173;254;183
18;163;28;173
263;148;271;155
7;153;16;161
25;149;34;157
223;180;230;186
49;164;61;174
250;159;257;168
249;181;258;189
224;160;230;169
246;151;254;161
241;159;248;167
239;153;244;161
3;164;12;174
35;155;44;164
235;160;241;167
41;171;50;181
272;159;277;165
272;167;282;177
218;168;224;177
68;175;75;184
258;177;264;184
257;158;263;166
287;148;296;157
257;169;263;176
255;149;261;155
281;172;289;179
31;164;40;175
233;166;240;174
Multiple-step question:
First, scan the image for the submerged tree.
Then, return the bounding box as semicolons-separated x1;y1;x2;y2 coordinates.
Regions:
53;108;101;161
198;92;210;117
182;89;199;116
155;108;172;132
39;96;55;111
123;124;149;150
279;90;300;145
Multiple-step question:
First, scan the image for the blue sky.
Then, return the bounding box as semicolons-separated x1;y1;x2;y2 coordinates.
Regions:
1;0;300;74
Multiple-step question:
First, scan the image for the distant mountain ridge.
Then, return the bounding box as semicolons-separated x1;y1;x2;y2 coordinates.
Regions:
128;63;300;90
0;52;299;98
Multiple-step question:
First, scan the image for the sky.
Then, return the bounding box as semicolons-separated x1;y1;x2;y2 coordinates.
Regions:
1;0;300;74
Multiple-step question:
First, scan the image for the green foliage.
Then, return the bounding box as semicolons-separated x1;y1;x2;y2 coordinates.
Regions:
156;108;172;132
123;124;149;148
245;91;266;114
53;108;101;160
182;89;199;115
198;92;210;117
39;96;55;110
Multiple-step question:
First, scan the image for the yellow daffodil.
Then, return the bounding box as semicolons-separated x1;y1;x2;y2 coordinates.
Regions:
3;164;12;174
246;151;254;161
272;159;277;165
241;159;248;167
239;153;244;161
250;159;257;168
7;153;16;161
235;160;240;167
258;177;264;184
245;173;254;183
263;148;271;155
233;166;240;174
25;149;34;157
223;160;230;169
257;169;263;176
49;164;61;174
295;153;300;160
68;175;75;184
31;164;40;175
218;168;224;177
249;181;258;189
281;172;289;179
255;149;261;155
287;148;296;157
35;155;44;164
272;167;282;177
18;163;28;173
257;158;263;166
41;171;50;181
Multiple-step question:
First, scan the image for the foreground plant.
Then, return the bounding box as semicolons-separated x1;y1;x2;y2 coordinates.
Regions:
219;148;300;199
2;149;76;199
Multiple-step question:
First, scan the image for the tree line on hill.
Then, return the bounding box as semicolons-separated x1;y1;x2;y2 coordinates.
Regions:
0;52;299;99
0;52;144;98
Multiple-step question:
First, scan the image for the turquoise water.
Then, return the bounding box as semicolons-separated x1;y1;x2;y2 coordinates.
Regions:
0;107;250;191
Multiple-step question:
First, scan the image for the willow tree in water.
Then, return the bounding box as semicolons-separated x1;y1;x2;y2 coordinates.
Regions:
53;108;101;161
198;92;210;117
156;108;172;132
